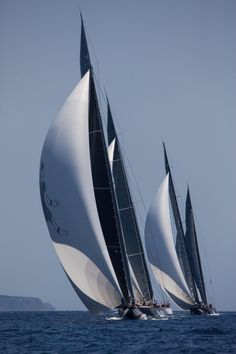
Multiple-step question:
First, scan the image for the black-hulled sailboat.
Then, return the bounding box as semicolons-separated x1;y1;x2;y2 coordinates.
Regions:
145;143;217;315
40;15;160;319
185;188;217;315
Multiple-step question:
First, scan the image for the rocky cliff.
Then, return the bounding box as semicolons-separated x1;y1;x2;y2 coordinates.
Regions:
0;295;55;311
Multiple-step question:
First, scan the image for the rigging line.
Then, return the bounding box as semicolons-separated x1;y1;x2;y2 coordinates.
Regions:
119;206;133;212
128;252;142;257
89;130;102;134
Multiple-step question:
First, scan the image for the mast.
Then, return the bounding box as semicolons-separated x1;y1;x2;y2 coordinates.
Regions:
163;143;198;302
107;100;154;301
80;16;133;302
185;188;207;304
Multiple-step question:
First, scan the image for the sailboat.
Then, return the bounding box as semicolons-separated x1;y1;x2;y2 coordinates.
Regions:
184;188;218;315
145;173;195;312
39;15;160;319
145;143;217;315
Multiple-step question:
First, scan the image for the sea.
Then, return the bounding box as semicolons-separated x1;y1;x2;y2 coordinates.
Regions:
0;311;235;353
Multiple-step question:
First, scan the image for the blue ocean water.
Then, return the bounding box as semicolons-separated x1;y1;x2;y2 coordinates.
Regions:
0;311;235;353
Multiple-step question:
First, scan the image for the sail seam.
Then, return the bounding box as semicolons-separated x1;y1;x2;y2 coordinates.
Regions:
89;130;101;134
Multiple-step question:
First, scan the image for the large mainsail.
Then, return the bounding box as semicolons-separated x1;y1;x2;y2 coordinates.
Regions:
79;16;133;303
88;73;133;302
163;143;198;302
40;72;123;314
107;100;154;301
185;188;207;304
145;174;194;309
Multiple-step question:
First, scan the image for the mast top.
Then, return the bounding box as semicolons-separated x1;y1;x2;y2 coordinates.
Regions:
186;187;192;210
80;14;92;78
163;142;171;175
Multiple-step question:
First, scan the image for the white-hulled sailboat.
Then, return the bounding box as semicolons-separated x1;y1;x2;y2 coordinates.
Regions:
145;144;218;315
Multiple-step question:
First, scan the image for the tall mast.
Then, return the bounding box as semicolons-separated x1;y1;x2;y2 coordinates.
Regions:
80;15;133;302
163;143;198;302
107;100;154;301
185;188;207;304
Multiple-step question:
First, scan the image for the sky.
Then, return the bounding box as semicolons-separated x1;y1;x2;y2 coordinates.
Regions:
0;0;235;311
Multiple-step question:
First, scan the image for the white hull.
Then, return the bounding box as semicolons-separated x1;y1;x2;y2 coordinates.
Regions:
160;307;173;315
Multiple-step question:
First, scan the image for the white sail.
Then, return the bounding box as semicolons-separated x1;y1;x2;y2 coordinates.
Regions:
40;71;122;314
128;260;143;301
108;138;116;170
145;174;194;309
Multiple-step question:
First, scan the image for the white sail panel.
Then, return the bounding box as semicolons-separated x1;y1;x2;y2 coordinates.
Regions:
128;260;143;301
145;174;194;309
53;243;121;310
108;138;116;170
40;71;122;313
150;265;193;308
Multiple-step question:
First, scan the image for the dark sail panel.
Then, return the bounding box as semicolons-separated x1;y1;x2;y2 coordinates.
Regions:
163;143;198;302
89;74;132;302
108;101;153;301
80;15;92;78
185;188;207;304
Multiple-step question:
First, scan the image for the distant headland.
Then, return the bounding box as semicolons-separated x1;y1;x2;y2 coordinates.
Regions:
0;295;55;311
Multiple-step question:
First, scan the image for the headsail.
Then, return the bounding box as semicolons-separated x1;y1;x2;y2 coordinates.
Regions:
163;143;198;302
40;72;122;314
145;174;194;309
107;100;154;301
185;188;207;304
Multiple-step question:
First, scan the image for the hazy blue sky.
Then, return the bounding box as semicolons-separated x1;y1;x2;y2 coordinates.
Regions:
1;0;235;311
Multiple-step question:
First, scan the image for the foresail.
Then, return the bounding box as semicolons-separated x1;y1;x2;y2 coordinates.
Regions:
145;174;194;309
40;71;122;314
185;188;207;304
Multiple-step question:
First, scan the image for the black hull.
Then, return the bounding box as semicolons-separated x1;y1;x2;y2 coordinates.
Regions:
139;306;160;318
119;306;160;320
121;307;145;320
191;308;204;315
190;305;218;315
